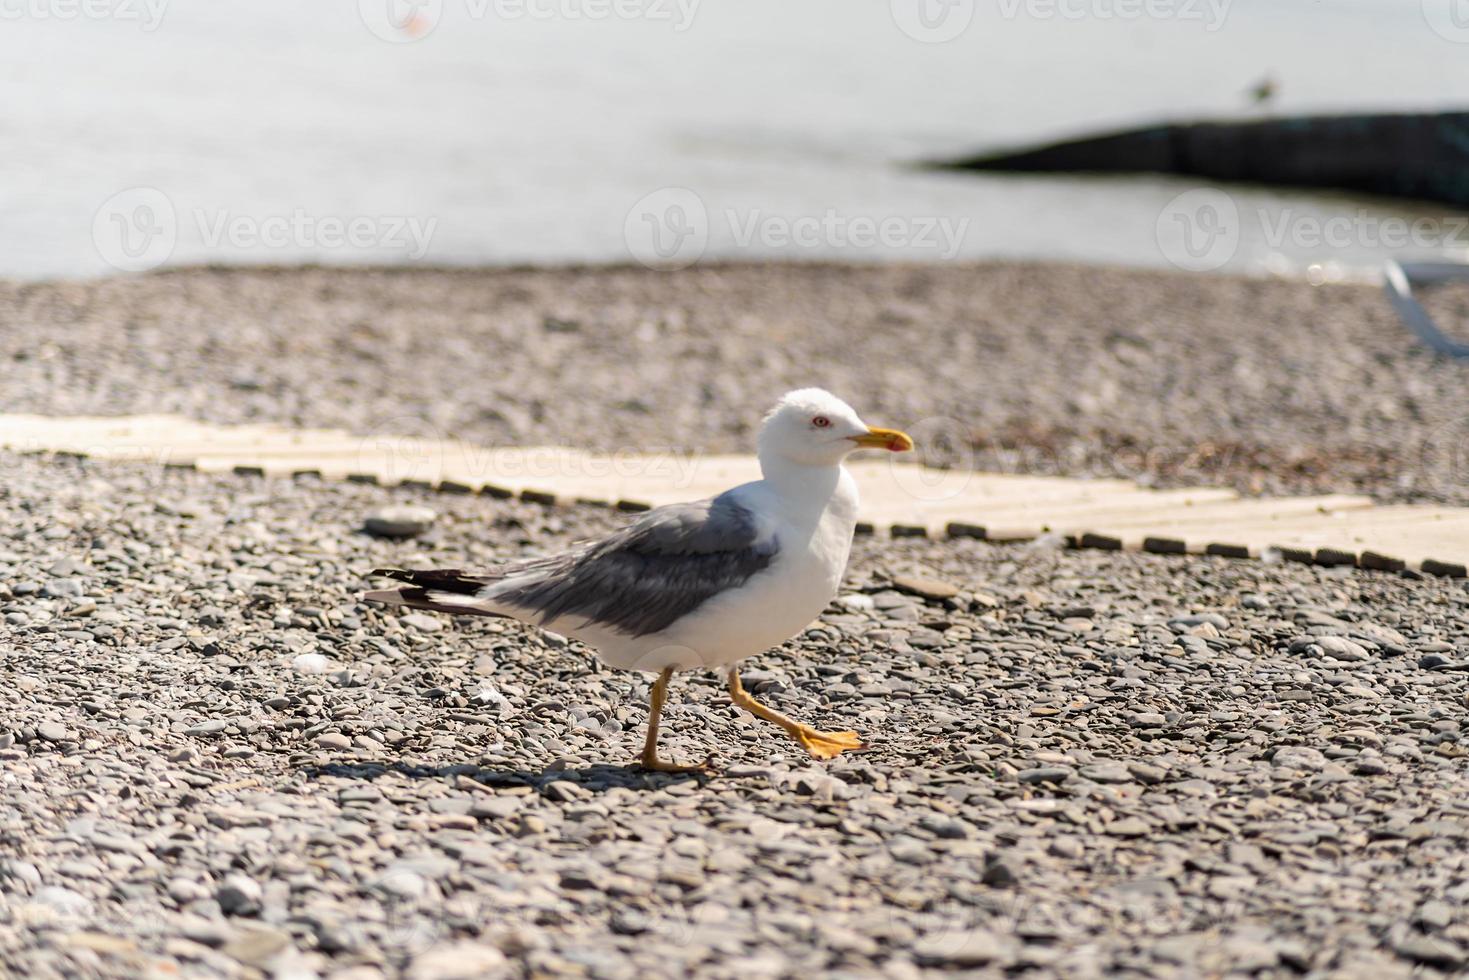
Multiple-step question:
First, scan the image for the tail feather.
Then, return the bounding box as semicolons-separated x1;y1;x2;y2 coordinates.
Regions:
364;569;508;618
370;567;491;594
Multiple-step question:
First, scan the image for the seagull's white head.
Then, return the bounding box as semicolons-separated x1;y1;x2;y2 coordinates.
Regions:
757;388;914;469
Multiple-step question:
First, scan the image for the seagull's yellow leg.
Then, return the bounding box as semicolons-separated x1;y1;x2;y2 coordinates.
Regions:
639;667;714;773
727;669;864;760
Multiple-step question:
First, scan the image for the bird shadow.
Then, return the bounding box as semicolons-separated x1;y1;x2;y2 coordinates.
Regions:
302;759;711;794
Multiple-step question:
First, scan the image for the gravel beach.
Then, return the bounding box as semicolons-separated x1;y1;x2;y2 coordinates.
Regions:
2;262;1469;978
2;451;1468;979
2;262;1468;503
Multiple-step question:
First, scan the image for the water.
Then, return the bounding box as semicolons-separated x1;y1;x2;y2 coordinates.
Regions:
2;0;1468;281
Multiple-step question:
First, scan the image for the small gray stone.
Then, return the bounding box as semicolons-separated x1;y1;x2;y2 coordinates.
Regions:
168;878;209;904
364;505;437;539
31;886;91;918
1414;900;1454;931
1395;933;1466;970
37;721;73;743
1105;817;1150;837
2;860;41;889
220;926;292;967
1126;761;1167;784
913;929;1011;967
891;573;960;601
217;873;263;915
470;797;522;821
1079;762;1134;783
888;837;933;864
1272;745;1327;771
1048;838;1083;859
1315;636;1370;662
1018;766;1072;784
982;854;1021;887
407;941;507;979
43;579;84;599
401;613;443;634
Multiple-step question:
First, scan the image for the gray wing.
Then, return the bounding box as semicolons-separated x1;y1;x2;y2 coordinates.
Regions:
492;491;779;637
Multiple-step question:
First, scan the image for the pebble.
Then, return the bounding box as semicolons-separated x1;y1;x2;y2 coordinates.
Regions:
1315;636;1371;662
216;874;263;916
168;878;209;903
1394;934;1466;970
408;942;507;979
1414;900;1454;931
1079;762;1133;783
291;653;333;674
401;613;443;634
31;886;92;918
891;573;960;601
1272;745;1328;771
1106;818;1150;837
0;444;1464;979
913;929;1011;967
1126;762;1167;784
220;926;292;967
1017;766;1071;784
364;505;437;539
36;721;73;743
42;579;84;599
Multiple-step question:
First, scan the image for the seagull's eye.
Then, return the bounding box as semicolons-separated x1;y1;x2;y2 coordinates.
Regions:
812;416;831;429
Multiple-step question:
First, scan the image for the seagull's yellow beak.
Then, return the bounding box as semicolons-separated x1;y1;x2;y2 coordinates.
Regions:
849;426;914;453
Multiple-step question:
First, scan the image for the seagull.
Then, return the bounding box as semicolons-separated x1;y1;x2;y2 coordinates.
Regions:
1246;73;1278;109
364;389;914;772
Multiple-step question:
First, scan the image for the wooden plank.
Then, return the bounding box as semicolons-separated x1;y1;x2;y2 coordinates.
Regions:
915;486;1241;536
1081;494;1375;532
850;461;1139;504
9;412;1469;570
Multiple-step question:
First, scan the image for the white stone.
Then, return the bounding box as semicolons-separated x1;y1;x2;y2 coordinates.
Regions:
291;653;332;674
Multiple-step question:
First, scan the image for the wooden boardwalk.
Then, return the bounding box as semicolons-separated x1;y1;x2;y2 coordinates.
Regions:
3;413;1466;577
